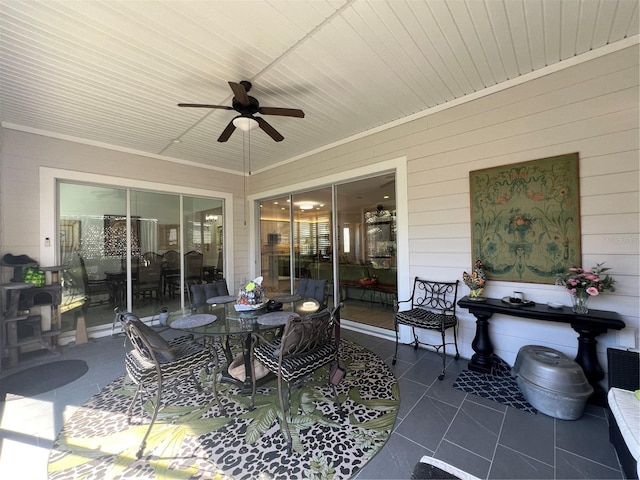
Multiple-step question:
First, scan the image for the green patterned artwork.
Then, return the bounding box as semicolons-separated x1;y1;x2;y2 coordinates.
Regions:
470;153;581;284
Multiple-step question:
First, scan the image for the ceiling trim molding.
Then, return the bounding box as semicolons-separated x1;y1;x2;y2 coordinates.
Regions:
0;122;243;177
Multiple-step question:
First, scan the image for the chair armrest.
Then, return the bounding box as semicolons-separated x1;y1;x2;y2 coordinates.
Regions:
394;297;412;312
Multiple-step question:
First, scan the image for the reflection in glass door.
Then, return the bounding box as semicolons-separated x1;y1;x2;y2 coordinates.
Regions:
259;196;291;297
130;190;180;319
59;182;224;332
292;188;332;296
257;173;396;330
335;176;396;330
182;196;225;289
59;183;127;333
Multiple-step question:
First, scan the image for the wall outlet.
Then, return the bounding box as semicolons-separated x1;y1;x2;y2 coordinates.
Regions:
619;328;637;349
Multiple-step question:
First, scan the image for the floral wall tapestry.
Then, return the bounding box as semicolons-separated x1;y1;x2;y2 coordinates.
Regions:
469;153;581;284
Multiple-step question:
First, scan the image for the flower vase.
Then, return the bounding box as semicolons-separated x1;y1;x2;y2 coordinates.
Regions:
468;287;486;301
571;290;590;314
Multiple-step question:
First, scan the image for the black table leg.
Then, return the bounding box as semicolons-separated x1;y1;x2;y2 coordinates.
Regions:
469;312;495;374
573;327;607;406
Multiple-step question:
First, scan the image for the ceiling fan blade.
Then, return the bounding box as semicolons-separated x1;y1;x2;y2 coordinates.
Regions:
228;81;250;107
217;120;236;142
178;103;234;110
255;117;284;142
258;107;305;118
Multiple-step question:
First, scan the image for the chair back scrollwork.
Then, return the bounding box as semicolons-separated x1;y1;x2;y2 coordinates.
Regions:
410;278;458;315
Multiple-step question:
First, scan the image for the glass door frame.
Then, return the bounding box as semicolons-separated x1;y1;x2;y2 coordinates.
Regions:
39;167;234;330
248;157;409;316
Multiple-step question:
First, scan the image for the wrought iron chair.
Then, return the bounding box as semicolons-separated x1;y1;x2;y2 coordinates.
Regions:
117;309;222;458
393;278;459;380
249;306;342;454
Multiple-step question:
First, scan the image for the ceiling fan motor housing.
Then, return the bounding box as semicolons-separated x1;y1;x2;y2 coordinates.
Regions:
232;96;260;116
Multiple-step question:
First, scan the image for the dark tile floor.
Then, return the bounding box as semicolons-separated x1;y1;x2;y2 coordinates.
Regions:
347;330;624;480
0;327;624;480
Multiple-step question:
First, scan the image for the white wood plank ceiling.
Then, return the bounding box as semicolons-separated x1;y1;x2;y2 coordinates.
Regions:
1;0;638;174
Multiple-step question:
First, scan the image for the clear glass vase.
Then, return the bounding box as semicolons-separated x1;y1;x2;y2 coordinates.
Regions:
571;290;590;314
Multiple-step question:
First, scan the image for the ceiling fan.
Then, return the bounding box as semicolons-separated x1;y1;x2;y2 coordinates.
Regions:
178;81;304;142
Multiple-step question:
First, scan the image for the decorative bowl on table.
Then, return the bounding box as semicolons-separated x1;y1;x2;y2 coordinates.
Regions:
234;302;268;312
234;276;267;311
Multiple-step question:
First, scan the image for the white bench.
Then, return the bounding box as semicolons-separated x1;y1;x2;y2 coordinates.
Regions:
608;388;639;479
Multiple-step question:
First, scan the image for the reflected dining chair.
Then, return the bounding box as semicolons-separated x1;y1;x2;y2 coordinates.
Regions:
78;254;110;307
136;252;164;301
185;250;203;283
162;250;180;297
393;277;459;380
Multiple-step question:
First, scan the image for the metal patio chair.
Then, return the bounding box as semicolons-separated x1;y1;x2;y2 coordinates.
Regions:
117;310;222;458
249;306;342;454
393;277;459;380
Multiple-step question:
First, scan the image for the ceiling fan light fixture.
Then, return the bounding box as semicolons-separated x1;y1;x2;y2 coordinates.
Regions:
233;116;259;132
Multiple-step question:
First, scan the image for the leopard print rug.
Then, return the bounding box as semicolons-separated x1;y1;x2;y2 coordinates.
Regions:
48;339;398;479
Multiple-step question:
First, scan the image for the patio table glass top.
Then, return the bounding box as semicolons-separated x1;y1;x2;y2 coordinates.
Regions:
168;297;320;336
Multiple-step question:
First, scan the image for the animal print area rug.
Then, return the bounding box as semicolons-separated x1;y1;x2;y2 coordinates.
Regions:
47;340;399;480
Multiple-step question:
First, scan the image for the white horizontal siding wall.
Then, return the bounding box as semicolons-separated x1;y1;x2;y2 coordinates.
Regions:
252;44;640;370
0;130;248;292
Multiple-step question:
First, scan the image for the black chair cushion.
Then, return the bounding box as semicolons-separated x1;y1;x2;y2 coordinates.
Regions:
396;307;457;330
190;284;206;305
125;335;210;384
253;339;336;384
133;319;176;361
296;278;327;305
204;279;229;299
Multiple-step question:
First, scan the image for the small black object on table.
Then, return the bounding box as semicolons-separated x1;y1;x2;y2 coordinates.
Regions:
458;296;625;406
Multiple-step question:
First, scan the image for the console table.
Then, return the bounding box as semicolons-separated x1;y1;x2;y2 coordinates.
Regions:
458;296;625;405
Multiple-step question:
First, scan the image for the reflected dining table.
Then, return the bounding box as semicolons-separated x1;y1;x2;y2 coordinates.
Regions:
168;295;320;394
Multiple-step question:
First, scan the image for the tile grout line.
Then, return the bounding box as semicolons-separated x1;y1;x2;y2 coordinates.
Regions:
485;407;507;478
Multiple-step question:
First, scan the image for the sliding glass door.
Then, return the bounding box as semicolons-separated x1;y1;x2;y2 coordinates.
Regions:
259;196;292;296
335;177;396;329
258;173;396;330
58;181;224;332
292;188;333;297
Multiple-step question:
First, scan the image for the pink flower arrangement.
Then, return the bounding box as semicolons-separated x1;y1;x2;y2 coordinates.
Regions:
556;263;615;296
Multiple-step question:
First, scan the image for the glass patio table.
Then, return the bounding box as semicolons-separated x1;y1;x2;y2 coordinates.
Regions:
167;297;320;393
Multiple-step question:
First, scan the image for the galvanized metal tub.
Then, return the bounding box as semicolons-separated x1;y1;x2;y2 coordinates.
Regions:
512;345;593;420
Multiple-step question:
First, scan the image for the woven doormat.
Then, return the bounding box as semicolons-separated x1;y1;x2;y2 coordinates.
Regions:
453;356;536;414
